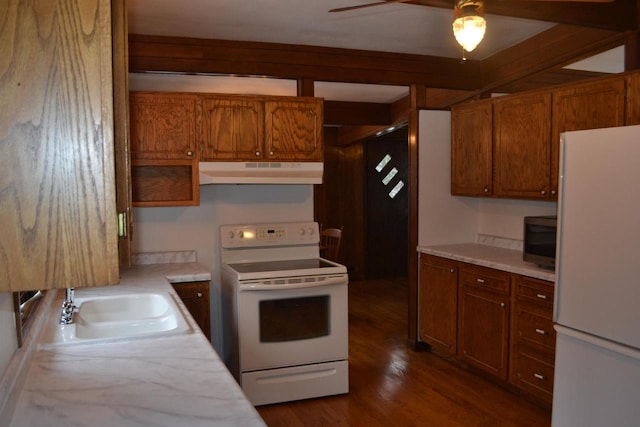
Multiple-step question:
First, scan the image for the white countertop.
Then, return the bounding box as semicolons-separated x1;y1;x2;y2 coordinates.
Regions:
6;263;266;427
418;243;556;282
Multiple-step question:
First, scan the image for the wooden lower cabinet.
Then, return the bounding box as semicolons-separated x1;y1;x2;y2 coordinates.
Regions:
418;254;458;356
418;254;556;407
173;281;211;341
458;264;511;380
509;275;556;406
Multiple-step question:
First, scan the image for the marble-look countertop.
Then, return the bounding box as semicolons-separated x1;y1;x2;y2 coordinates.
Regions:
7;263;266;427
418;243;556;282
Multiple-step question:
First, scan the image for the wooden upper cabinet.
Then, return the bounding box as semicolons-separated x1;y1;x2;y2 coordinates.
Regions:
551;76;626;195
451;99;493;196
200;96;264;161
626;72;640;126
493;93;552;199
129;92;198;160
265;98;324;161
0;0;119;292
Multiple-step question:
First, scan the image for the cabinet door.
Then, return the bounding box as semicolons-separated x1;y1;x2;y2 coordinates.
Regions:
419;255;458;356
626;71;640;126
265;98;323;161
451;100;493;196
551;77;626;195
494;93;552;199
458;265;510;380
1;0;119;292
129;92;197;160
173;281;211;341
200;96;264;161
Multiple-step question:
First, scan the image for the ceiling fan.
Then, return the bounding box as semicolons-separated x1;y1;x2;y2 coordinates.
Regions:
329;0;615;55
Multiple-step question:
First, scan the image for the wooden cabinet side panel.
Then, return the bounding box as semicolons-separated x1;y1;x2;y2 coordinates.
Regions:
451;100;493;196
418;255;458;356
493;93;552;199
200;97;264;161
129;93;197;160
550;77;626;194
0;0;119;292
626;72;640;126
265;99;324;161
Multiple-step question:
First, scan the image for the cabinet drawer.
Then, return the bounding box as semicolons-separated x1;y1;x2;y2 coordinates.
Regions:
461;265;510;295
514;306;556;350
512;348;555;399
515;276;554;308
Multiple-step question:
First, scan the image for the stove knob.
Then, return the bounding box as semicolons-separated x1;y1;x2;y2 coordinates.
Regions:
299;228;306;236
307;227;314;236
228;231;235;239
238;231;245;238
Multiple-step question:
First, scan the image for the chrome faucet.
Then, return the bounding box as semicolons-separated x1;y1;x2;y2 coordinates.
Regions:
59;288;76;325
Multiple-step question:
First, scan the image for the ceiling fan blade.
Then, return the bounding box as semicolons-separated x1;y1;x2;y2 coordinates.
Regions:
329;0;414;13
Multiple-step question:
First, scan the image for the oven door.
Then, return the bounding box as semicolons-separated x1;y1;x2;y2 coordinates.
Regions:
237;274;348;372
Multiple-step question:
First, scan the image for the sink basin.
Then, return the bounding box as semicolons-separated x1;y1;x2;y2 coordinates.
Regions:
76;293;181;339
40;291;192;347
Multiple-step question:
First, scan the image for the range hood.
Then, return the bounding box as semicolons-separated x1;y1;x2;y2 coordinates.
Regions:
199;161;323;185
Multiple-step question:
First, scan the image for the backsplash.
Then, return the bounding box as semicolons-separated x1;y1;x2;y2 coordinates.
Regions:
476;234;523;251
132;251;198;265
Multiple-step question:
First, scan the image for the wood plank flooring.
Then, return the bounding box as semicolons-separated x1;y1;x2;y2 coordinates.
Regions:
257;278;552;427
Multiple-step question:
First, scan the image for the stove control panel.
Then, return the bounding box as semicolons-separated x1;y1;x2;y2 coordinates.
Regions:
221;222;319;248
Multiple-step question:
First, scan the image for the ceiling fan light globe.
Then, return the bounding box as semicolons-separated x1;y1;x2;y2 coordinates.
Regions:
452;15;486;52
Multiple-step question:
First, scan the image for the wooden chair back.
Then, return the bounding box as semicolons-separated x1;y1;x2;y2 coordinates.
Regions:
320;227;343;261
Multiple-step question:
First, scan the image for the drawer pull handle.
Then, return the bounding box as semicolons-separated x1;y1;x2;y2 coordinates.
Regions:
536;293;547;300
533;373;545;381
535;328;546;335
476;278;485;283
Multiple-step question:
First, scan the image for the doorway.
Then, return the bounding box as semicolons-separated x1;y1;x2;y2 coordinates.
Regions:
365;127;409;279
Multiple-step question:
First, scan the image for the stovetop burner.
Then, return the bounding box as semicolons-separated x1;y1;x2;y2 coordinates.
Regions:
226;258;336;274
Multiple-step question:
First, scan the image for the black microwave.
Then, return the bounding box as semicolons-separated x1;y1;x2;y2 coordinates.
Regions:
523;216;557;269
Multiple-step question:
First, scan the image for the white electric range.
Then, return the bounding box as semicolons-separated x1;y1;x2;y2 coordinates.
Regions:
219;221;349;406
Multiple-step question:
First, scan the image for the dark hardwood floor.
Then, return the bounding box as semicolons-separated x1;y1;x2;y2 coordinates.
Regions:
257;278;552;427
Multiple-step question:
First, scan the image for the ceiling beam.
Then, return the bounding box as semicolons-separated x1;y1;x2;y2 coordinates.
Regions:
128;34;481;90
480;24;628;94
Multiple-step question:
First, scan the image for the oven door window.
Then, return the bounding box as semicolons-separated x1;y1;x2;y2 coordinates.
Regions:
260;295;329;342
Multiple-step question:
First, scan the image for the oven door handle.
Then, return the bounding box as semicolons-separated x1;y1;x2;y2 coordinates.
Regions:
240;274;348;291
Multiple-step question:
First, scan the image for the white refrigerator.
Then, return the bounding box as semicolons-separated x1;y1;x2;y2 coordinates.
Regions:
553;125;640;426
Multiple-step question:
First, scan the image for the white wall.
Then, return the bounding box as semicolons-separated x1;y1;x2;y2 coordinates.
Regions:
418;110;557;247
418;110;479;246
132;183;314;351
0;292;17;378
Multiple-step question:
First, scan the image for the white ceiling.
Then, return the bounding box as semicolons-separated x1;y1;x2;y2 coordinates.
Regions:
126;0;621;103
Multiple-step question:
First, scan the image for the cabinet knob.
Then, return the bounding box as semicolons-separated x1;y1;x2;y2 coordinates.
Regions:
450;268;455;273
187;151;193;157
269;151;274;156
500;302;505;308
197;292;203;298
551;189;557;196
541;189;546;195
484;187;489;193
255;151;261;157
